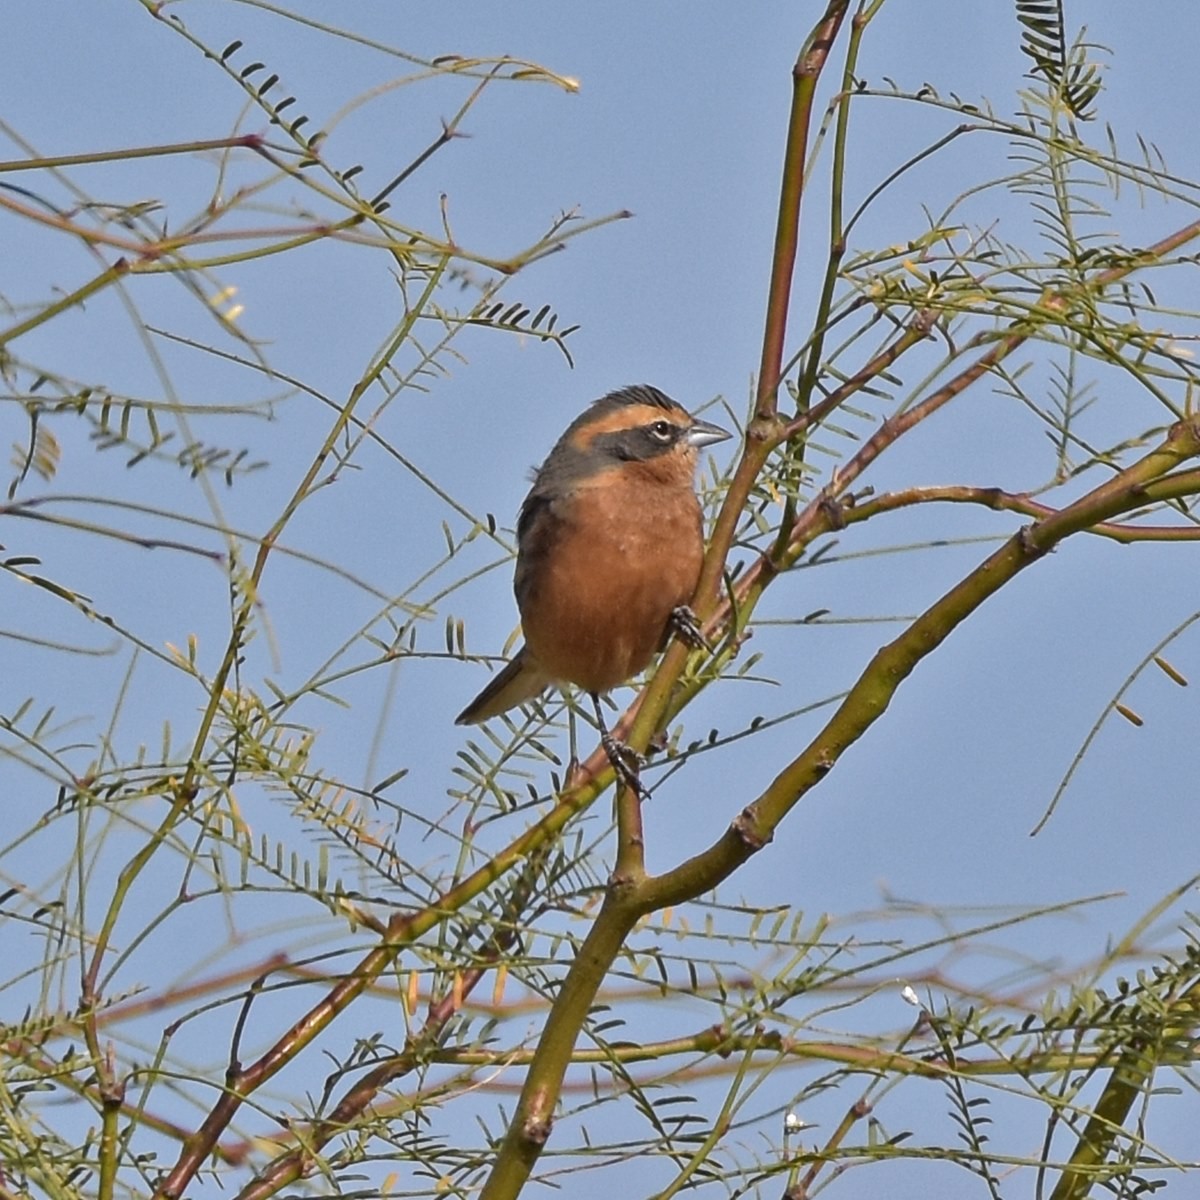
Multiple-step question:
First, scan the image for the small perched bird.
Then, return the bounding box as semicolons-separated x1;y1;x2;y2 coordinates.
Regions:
456;384;730;784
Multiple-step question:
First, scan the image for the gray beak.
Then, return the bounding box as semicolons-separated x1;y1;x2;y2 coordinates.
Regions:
685;416;732;449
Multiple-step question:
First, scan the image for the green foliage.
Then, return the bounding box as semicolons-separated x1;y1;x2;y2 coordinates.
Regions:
1015;0;1103;121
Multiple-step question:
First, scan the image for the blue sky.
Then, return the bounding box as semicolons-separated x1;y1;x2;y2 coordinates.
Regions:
4;2;1200;1195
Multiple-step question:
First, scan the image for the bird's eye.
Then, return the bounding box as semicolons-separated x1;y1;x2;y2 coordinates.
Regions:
648;420;674;442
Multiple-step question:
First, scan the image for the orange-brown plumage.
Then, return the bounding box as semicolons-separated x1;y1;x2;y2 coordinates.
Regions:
455;385;729;727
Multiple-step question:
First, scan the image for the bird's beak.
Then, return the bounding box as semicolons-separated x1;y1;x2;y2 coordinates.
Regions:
685;416;732;449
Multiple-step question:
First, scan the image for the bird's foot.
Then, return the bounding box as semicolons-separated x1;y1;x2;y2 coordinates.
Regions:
670;604;712;653
601;731;651;802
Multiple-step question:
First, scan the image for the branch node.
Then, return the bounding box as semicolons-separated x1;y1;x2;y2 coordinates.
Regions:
711;1024;733;1056
732;807;772;851
522;1113;554;1146
749;413;786;445
912;306;938;336
607;865;641;895
1017;523;1048;560
819;492;850;530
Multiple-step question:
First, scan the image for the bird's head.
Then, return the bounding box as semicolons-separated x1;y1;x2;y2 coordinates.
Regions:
550;385;730;491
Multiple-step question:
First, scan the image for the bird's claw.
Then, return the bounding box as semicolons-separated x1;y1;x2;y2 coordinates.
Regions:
670;604;712;653
601;732;651;801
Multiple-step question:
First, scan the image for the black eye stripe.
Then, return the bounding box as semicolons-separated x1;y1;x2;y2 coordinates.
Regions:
585;420;688;463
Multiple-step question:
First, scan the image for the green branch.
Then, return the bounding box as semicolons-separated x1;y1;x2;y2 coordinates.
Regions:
642;416;1200;910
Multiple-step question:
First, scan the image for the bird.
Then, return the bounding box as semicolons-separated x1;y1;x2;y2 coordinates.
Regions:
455;384;731;789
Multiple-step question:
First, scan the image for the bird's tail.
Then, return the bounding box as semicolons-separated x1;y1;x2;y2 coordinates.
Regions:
455;649;551;725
